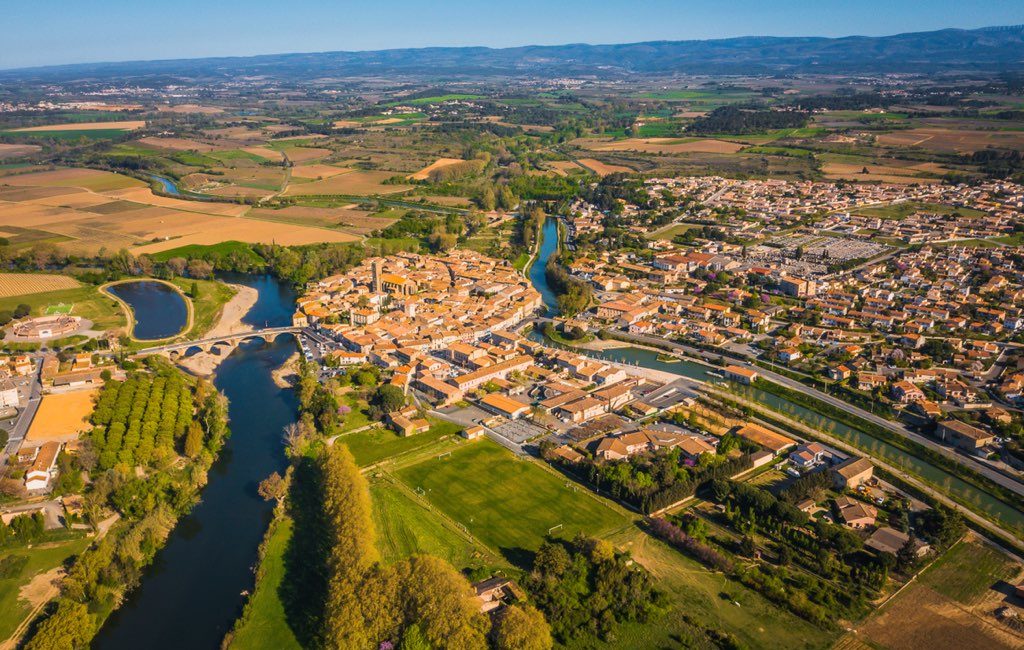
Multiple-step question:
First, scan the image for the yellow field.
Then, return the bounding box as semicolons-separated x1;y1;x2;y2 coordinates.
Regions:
576;158;634;176
822;163;943;184
547;160;584;176
242;146;285;162
0;167;363;254
10;121;146;133
280;147;332;163
26;390;100;444
408;158;465;180
157;104;224;114
587;137;745;154
0;273;81;299
283;170;412;196
290;164;352;180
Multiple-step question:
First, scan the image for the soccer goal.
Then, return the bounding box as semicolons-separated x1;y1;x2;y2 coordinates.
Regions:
437;450;453;460
547;523;563;535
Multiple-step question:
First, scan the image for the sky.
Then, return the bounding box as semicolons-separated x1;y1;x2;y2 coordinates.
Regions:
3;0;1024;70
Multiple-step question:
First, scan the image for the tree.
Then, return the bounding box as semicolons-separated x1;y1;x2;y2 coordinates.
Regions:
13;303;31;318
183;421;204;459
398;555;489;650
23;600;94;650
369;384;406;420
258;471;288;503
189;281;200;299
493;605;553;650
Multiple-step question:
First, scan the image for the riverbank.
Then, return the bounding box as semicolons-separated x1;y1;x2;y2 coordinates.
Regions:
271;351;300;388
205;283;258;338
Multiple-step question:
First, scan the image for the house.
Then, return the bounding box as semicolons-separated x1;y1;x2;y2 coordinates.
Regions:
462;425;486;440
24;442;60;491
388;407;430;437
831;456;874;490
865;527;930;557
724;365;758;385
734;423;796;455
890;381;925;404
834;495;877;529
472;577;523;613
935;419;995;453
788;443;826;469
0;378;18;409
479;392;530;420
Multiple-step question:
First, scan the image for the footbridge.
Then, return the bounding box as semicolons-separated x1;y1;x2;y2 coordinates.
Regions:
132;326;302;360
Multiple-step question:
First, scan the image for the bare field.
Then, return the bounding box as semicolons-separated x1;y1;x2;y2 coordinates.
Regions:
242;146;285;162
0;273;80;299
876;128;1024;153
858;583;1022;650
547;160;584;176
279;147;332;163
102;187;250;216
283;170;412;196
290;164;352;180
822;162;942;184
157;104;224;114
136;137;217;152
587;137;745;154
0;143;41;159
131;217;359;254
207;186;276;199
408;158;465;180
9;121;146;133
576;158;634;176
26;390;99;444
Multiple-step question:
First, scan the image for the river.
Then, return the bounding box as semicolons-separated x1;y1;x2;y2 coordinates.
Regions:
150;174;181;195
94;274;298;649
108;280;188;340
525;220;1024;535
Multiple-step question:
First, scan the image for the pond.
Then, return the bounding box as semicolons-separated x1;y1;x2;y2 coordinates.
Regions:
108;280;188;340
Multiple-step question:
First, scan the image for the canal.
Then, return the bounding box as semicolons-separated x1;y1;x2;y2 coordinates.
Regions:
525;225;1024;535
108;280;188;340
94;275;298;649
529;217;561;314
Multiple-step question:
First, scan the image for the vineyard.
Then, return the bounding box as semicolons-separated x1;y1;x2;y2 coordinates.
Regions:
89;368;195;469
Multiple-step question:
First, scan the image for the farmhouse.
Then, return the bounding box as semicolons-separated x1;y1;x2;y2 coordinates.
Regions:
935;419;995;453
865;526;930;557
834;495;877;528
24;442;60;491
831;456;874;490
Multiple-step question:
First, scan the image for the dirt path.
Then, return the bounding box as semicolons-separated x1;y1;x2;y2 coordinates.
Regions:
1;568;66;650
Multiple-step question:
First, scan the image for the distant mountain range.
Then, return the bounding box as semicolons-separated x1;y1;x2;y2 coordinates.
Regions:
5;25;1024;81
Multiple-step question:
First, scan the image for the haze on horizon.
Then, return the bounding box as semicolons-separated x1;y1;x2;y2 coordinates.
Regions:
4;0;1024;70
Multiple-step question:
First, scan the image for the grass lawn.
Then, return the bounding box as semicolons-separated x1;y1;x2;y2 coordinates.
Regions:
512;252;531;272
396;440;630;562
167;277;237;338
918;538;1018;604
0;285;125;331
370;478;491;569
0;537;92;642
338;393;372;432
645;223;699;240
341;418;461;467
855;201;988;220
594;528;833;650
227;516;302;650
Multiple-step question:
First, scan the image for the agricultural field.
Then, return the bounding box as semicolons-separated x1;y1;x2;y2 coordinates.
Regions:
584;137;746;154
7;121;146;133
576;158;634;176
395;440;630;560
854;201;989;220
875;127;1024;153
283;170;413;196
0;273;80;299
408;158;465;180
852;538;1024;650
0;144;41;159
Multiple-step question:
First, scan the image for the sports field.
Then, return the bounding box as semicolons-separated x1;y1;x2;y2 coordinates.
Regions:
26;390;100;444
395;440;629;557
342;419;461;467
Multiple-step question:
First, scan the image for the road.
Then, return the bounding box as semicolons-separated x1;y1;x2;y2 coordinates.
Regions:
601;329;1024;499
133;325;303;355
3;355;43;457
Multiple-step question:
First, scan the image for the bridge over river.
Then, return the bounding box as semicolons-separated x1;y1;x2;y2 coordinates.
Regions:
132;326;302;359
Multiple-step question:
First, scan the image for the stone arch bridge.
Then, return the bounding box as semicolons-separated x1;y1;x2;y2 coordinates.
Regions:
132;326;303;360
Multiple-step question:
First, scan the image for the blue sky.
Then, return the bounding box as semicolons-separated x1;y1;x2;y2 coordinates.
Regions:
3;0;1024;69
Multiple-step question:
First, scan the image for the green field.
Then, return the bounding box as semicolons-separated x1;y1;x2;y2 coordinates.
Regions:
167;276;236;338
395;440;630;560
0;537;92;642
43;303;74;315
3;128;134;140
147;241;266;265
370;479;487;568
591;528;833;650
227;516;302;650
645;223;699;240
341;418;461;467
855;201;989;220
743;145;815;158
0;285;124;331
918;539;1019;604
